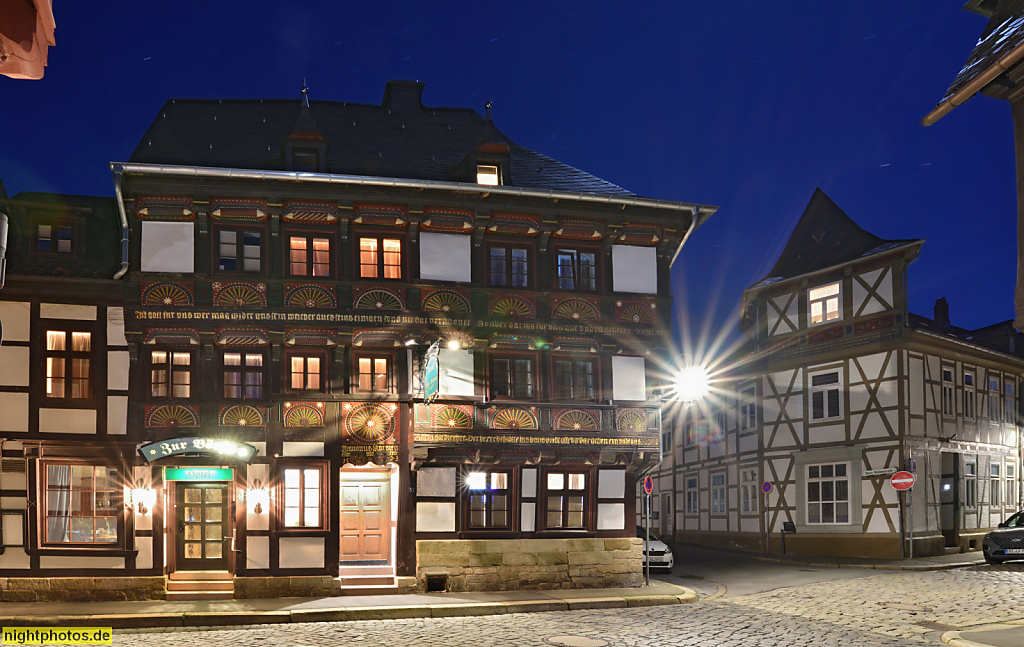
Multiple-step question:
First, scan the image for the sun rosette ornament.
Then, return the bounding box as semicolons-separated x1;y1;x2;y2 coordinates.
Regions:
344;403;396;443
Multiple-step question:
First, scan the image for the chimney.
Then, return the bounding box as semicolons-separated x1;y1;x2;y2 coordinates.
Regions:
382;80;425;113
934;297;950;329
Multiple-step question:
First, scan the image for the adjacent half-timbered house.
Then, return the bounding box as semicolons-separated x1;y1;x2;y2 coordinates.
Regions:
0;191;154;600
108;81;715;597
655;189;1023;559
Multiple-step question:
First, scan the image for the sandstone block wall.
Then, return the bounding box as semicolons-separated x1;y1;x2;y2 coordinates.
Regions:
416;537;643;592
0;577;165;602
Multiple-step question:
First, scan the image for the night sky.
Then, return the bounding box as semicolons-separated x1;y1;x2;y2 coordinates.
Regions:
0;2;1013;351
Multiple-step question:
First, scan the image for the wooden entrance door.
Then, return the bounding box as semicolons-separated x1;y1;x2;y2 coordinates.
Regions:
176;483;230;570
339;472;390;562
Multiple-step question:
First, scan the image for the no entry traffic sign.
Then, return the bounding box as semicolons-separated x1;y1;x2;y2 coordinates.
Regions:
643;475;654;495
890;471;915;490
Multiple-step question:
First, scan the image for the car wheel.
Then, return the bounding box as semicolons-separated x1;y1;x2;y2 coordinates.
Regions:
985;552;1004;565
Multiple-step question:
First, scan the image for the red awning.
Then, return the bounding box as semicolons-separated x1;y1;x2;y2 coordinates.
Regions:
0;0;55;80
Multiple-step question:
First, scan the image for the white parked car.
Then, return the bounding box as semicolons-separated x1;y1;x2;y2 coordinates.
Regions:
637;526;674;571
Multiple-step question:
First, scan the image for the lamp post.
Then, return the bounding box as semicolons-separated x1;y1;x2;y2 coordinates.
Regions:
642;359;711;585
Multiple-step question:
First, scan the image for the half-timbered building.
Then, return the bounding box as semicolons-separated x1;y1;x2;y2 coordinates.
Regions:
89;81;715;598
654;189;1024;559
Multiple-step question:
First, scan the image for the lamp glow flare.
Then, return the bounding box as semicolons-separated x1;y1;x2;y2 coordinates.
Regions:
672;365;710;407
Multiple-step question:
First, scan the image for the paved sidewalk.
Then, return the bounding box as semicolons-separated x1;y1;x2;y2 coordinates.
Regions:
944;620;1024;647
0;580;696;630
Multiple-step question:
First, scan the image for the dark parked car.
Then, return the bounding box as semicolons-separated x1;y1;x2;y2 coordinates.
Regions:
982;510;1024;564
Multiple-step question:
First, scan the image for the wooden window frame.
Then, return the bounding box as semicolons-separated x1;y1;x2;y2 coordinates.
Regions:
963;371;976;420
551;355;599;402
214;225;265;275
541;468;590;531
684;476;698;515
34;220;76;255
352;351;395;394
43;325;94;404
809;369;842;421
805;461;851;525
149;348;195;400
40;461;122;547
461;467;514;532
285;350;328;393
489;352;537;401
487;242;533;289
278;463;327;531
807;281;841;326
355;232;404;280
553;246;601;293
739;386;757;430
221;350;266;400
285;231;334;278
710;472;727;515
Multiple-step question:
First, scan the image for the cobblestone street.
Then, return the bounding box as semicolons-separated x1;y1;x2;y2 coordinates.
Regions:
111;564;1024;647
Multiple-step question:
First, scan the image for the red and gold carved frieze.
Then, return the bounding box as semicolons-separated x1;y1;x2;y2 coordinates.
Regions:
283;402;326;427
353;204;407;227
209;199;268;221
615;300;656;325
854;314;894;335
421;209;474;232
617;223;662;245
212;282;267;307
136;197;195;220
488;293;536;318
284;284;336;309
808;325;844;345
353;286;406;311
488;213;540;237
552;219;605;241
141;281;195;307
552;297;600;322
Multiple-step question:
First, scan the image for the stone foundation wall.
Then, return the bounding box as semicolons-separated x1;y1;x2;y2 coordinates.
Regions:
235;575;338;599
0;577;165;602
416;537;643;592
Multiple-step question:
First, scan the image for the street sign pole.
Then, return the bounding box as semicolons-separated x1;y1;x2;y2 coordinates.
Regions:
898;489;905;559
761;481;772;555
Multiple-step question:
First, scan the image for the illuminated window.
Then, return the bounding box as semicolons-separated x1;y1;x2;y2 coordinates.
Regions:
217;229;262;273
545;471;587;529
288;353;324;392
288;235;331;277
44;464;119;544
358;236;402;279
808;282;840;325
489;245;530;287
355;354;392;393
45;329;91;400
476;164;499;185
150;350;193;399
281;466;322;528
223;352;264;399
806;462;849;524
465;469;510;529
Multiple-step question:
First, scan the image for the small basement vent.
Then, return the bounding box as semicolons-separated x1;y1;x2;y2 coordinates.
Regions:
1;459;26;473
425;574;448;592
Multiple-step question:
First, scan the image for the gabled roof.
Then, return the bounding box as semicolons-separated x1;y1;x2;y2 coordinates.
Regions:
749;188;921;289
129;81;634;197
923;0;1024;125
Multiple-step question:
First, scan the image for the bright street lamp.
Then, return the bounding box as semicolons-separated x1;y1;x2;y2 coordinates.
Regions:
671;364;710;407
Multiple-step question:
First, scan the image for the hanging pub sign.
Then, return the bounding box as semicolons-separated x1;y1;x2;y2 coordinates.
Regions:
423;340;440;402
139;437;258;463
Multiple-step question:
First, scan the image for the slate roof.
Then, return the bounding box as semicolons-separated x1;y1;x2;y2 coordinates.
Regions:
129;81;634;197
939;0;1024;105
749;188;921;289
2;191;120;279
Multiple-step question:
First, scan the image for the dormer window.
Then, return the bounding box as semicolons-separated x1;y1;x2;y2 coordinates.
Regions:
477;164;500;186
36;223;74;254
293;148;319;173
808;282;840;325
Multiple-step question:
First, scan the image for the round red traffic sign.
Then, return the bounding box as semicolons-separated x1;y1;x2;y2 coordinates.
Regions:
890;471;915;490
643;475;654;495
761;481;772;494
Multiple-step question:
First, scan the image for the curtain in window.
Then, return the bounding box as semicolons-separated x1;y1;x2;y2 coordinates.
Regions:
46;465;71;542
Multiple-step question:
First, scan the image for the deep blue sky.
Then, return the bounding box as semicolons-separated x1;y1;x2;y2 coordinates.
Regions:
0;2;1013;346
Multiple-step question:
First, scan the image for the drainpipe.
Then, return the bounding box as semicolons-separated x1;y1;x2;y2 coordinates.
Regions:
111;163;129;280
922;40;1024;126
669;206;703;269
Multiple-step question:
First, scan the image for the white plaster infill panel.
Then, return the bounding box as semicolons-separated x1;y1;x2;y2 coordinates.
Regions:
40;304;97;320
247;536;270;570
108;350;130;390
140;221;195;273
0;548;30;569
279;537;325;569
107;396;128;435
439;348;474;396
598;469;626;499
106;307;128;346
136;536;153;570
612;356;646;401
420;232;471;282
416;501;455;532
597;503;625;530
521;502;536;532
0;301;30;341
0;346;30;386
40;556;125;568
612;245;657;294
0;393;29;432
281;441;324;457
2;513;23;546
417;468;455;497
39;408;97;434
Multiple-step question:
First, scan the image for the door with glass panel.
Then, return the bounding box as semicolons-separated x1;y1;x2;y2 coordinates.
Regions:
176;483;229;570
